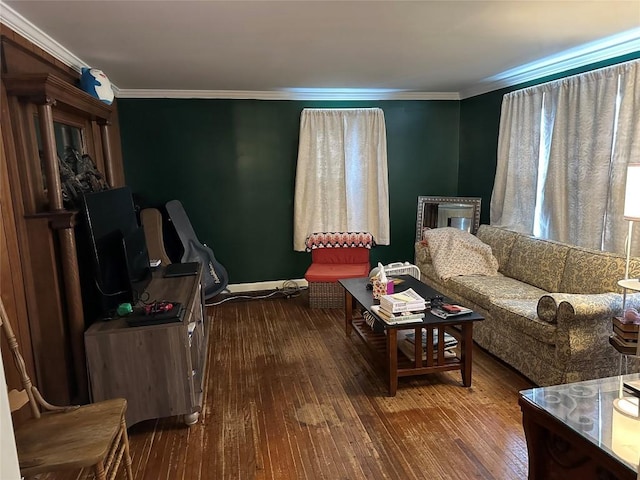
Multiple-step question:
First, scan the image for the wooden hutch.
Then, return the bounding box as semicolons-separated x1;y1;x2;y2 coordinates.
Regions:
1;24;125;408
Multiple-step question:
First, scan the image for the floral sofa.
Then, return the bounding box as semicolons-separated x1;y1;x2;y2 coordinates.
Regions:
415;224;640;386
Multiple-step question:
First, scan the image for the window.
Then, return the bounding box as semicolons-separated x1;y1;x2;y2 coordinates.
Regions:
491;60;640;255
293;108;390;251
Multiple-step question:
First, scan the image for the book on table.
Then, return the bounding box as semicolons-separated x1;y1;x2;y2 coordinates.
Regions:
362;309;385;333
370;305;424;325
380;288;426;313
624;379;640;397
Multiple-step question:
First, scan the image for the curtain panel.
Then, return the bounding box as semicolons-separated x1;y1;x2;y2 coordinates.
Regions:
293;108;390;252
491;60;640;255
490;86;545;234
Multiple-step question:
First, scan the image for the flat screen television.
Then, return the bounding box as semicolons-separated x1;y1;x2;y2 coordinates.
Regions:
81;186;149;314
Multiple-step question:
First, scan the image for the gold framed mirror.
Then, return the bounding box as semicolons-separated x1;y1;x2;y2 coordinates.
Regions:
416;196;481;242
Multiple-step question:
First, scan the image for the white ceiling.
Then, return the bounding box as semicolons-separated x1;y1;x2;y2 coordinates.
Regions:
2;0;640;100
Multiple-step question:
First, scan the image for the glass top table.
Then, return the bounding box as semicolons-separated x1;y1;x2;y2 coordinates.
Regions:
519;373;640;479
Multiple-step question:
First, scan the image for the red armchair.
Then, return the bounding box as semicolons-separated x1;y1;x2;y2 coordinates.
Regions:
304;232;374;308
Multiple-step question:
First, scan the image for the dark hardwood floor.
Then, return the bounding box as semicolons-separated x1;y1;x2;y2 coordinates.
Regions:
44;290;534;479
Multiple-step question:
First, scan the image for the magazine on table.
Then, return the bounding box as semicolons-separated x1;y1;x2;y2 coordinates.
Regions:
362;309;385;333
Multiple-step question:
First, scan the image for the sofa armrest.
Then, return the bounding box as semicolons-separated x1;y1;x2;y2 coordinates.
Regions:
548;292;640;363
537;292;629;324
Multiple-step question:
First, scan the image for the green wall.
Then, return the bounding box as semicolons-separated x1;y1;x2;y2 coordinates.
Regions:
119;53;639;285
118;100;460;284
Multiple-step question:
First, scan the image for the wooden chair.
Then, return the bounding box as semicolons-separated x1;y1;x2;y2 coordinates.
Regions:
140;207;172;266
1;299;134;480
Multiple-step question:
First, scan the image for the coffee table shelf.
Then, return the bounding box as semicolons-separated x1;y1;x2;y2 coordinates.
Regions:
340;275;483;395
353;318;464;371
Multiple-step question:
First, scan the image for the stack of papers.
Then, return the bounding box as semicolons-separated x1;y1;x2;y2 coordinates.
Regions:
380;289;426;314
371;305;424;325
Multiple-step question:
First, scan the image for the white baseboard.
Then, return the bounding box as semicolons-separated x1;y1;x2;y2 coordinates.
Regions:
226;278;308;293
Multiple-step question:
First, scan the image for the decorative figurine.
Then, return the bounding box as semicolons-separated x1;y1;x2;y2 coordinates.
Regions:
80;67;114;105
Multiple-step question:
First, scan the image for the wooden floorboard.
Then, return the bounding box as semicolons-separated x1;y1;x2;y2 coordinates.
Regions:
39;290;533;479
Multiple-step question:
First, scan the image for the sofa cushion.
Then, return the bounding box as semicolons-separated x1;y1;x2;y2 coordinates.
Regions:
490;298;557;345
304;262;370;282
446;275;547;311
559;246;640;294
476;225;520;273
503;236;570;292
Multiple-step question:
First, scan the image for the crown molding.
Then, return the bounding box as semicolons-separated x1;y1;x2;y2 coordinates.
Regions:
115;88;459;101
460;28;640;99
1;2;84;72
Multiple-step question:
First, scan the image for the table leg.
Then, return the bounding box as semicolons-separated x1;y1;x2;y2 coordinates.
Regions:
387;329;398;396
414;326;423;368
520;407;544;480
345;290;353;336
460;323;473;387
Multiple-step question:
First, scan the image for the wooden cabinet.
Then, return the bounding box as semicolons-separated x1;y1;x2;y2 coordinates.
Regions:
2;68;122;405
84;266;208;426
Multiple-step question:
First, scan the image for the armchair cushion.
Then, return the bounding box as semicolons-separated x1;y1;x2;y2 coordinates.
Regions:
304;262;370;283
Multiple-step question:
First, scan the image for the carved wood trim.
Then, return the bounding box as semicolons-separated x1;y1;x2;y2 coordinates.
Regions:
2;72;115;404
3;73;113;120
1;27;78;82
24;210;76;230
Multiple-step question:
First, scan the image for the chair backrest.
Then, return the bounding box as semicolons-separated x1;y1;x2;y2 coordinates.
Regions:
311;247;370;264
140;207;172;265
1;298;42;419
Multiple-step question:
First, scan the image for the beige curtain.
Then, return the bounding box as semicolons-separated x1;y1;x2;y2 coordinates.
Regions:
293;108;389;251
603;62;640;256
540;68;621;248
491;60;640;255
490;87;545;234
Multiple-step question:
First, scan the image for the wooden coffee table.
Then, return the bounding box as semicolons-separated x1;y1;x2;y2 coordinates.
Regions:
338;275;483;396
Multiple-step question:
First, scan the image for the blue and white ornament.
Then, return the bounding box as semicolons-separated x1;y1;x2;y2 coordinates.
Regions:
80;67;114;105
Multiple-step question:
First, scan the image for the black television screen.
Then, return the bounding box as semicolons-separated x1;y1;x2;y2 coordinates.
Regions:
82;186;142;312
